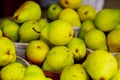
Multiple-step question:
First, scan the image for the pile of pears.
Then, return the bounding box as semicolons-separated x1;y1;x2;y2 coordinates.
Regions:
1;0;120;80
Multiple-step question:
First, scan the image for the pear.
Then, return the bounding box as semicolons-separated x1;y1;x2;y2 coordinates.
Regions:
42;46;74;72
107;29;120;52
95;9;120;32
67;37;86;61
48;20;74;46
26;40;49;65
77;19;95;40
111;68;120;80
84;28;108;51
0;62;26;80
77;5;96;22
13;1;41;23
60;0;82;9
23;65;47;80
19;20;41;43
47;3;63;21
60;64;89;80
0;29;2;36
37;18;48;30
84;50;118;80
0;37;16;66
0;19;19;42
58;8;81;27
114;53;120;68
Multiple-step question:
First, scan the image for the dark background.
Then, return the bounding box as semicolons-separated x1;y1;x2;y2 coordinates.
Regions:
0;0;120;18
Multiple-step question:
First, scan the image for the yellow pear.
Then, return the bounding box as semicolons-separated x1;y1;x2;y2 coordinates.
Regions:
13;1;41;23
107;29;120;52
59;8;81;27
77;5;96;22
60;0;82;9
84;28;108;51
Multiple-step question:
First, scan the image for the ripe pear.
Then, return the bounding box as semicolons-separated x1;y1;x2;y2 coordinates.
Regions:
77;5;96;22
0;19;19;42
95;9;120;32
84;28;108;51
42;46;74;72
111;68;120;80
67;37;86;61
40;24;54;48
48;20;74;46
77;19;95;40
47;3;63;21
19;20;40;43
37;18;48;30
59;8;81;27
23;65;47;80
84;50;118;80
60;0;82;9
0;62;26;80
26;40;49;65
0;37;16;66
107;29;120;52
0;29;2;36
60;64;89;80
13;1;41;23
114;53;120;68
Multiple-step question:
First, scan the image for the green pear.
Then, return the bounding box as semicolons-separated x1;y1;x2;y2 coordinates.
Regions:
23;65;47;80
59;8;81;27
114;22;120;30
48;20;74;46
67;37;86;61
0;29;2;36
77;5;96;22
111;68;120;80
60;64;89;80
0;37;16;66
60;0;82;9
0;19;19;42
37;18;48;30
114;53;120;68
42;46;74;72
84;28;108;51
19;20;41;43
107;29;120;52
26;40;49;65
47;3;63;21
84;50;118;80
95;9;120;32
77;19;95;40
13;1;41;23
0;62;26;80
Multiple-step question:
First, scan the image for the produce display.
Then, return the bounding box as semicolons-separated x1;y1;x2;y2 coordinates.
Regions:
0;0;120;80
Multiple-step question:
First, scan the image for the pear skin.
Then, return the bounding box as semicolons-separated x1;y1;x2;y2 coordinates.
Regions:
13;1;41;23
111;68;120;80
77;19;95;40
59;8;81;27
60;0;82;9
67;37;86;61
23;65;47;80
95;9;120;32
60;64;89;80
84;28;108;51
0;37;16;66
0;62;26;80
1;19;19;42
84;50;118;80
48;20;74;46
44;46;74;72
107;29;120;52
19;21;40;43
